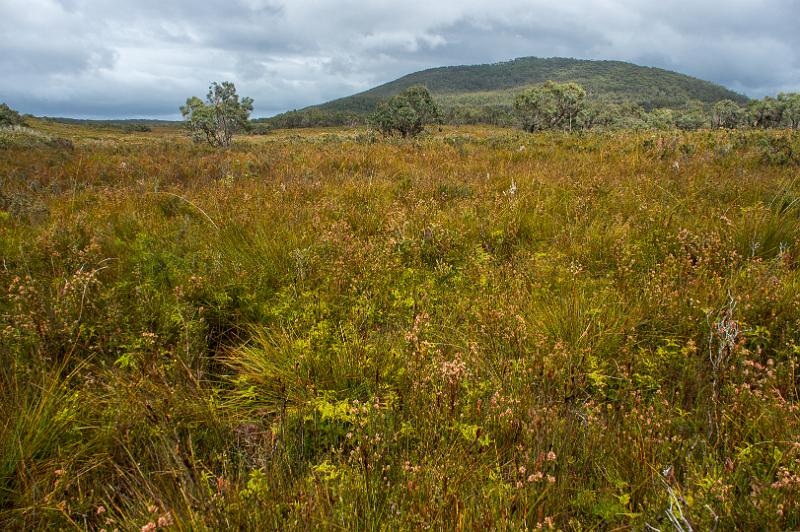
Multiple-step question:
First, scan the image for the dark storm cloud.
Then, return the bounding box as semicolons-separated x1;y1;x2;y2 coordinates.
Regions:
1;0;798;119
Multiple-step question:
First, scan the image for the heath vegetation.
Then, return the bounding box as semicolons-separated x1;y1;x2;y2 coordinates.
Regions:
2;117;800;529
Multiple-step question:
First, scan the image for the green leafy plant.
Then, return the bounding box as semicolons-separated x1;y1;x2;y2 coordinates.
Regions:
369;86;442;138
0;103;26;127
513;81;587;132
180;81;254;147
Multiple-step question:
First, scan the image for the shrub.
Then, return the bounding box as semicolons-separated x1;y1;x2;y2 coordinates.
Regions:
180;81;254;147
121;124;152;133
370;86;442;138
513;81;587;132
0;103;26;127
247;122;272;135
711;99;746;129
0;126;73;150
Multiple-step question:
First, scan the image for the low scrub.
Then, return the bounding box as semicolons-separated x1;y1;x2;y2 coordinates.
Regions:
1;126;800;529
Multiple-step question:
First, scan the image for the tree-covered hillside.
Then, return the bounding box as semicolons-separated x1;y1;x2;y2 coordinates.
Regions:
295;57;747;119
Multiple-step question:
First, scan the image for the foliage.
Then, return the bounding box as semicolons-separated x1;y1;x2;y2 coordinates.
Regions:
121;124;152;133
513;84;556;132
0;126;73;149
674;100;710;130
748;97;783;128
247;122;273;135
313;57;747;116
513;81;587;132
258;108;363;129
2;123;800;529
779;93;800;129
712;99;746;129
180;82;254;147
369;86;442;137
0;103;26;127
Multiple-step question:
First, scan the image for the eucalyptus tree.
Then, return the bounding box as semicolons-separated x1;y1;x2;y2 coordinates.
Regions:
180;82;254;147
0;103;25;127
778;93;800;129
370;86;442;138
748;97;783;128
711;100;745;129
513;81;587;132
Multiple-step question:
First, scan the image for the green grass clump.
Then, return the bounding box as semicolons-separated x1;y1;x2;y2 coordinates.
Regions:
1;125;800;529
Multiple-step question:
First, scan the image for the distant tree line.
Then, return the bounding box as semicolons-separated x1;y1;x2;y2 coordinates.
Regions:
5;78;799;149
253;84;800;136
256;109;362;129
358;84;800;138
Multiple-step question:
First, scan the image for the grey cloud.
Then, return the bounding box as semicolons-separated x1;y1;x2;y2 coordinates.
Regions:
1;0;798;119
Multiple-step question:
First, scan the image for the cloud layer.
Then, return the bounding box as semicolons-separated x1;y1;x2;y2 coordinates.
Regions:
1;0;798;118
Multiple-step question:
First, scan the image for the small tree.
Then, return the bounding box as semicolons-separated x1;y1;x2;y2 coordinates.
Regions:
513;84;558;132
646;108;676;130
550;81;587;132
711;100;745;129
180;82;253;147
674;101;708;130
370;86;442;138
0;103;26;127
778;93;800;129
513;81;586;132
748;97;783;128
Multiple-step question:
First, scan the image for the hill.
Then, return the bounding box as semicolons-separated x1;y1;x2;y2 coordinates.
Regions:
274;57;746;124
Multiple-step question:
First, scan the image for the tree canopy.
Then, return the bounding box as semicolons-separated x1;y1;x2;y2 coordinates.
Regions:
513;81;587;132
0;103;26;127
711;100;746;129
180;82;254;147
369;86;442;138
779;93;800;129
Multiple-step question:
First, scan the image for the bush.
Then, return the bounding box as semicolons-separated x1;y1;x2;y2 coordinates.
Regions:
513;81;587;132
0;126;73;150
0;103;26;127
711;99;746;129
370;86;442;138
121;124;152;133
247;123;273;135
180;82;254;147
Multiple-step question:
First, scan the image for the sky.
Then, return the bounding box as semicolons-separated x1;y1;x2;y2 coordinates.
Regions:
1;0;799;119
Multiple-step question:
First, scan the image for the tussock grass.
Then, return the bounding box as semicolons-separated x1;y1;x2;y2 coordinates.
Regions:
2;126;800;529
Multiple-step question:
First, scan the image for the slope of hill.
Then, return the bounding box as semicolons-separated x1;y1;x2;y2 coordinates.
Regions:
304;57;747;116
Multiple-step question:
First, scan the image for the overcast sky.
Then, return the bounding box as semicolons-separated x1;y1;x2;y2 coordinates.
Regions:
1;0;799;119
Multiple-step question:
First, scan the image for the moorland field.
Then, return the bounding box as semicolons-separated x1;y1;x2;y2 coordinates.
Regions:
2;122;800;529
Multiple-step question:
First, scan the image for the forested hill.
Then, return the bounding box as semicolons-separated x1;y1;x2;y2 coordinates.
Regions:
310;57;747;114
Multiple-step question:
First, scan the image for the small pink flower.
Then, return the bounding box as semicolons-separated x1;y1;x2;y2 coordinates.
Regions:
141;523;156;532
97;505;106;515
528;472;543;483
157;511;173;527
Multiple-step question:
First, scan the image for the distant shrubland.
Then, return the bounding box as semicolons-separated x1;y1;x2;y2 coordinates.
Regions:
258;80;799;133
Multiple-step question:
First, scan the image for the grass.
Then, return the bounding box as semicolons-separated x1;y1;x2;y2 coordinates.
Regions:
1;123;800;529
